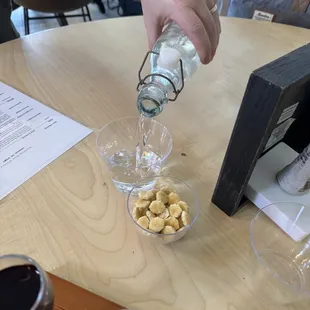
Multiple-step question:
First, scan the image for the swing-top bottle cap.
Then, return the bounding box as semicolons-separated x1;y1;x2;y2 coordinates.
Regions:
157;47;181;69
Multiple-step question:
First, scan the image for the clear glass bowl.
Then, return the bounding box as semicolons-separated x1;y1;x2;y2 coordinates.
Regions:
250;202;310;305
127;176;200;244
96;116;173;194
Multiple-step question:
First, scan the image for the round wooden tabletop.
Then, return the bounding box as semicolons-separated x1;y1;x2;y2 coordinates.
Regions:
0;17;310;310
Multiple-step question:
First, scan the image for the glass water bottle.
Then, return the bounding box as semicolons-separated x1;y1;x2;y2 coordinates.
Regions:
137;22;201;118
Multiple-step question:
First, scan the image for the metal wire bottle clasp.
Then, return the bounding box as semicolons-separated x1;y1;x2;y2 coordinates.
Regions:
136;51;185;102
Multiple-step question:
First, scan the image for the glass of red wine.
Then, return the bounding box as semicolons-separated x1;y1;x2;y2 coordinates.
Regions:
0;254;54;310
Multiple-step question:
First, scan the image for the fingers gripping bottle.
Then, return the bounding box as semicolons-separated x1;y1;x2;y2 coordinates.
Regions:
136;22;201;118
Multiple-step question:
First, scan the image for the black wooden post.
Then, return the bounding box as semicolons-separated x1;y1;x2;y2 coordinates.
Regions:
212;43;310;216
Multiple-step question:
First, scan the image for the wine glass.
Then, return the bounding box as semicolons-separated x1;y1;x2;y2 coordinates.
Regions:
0;254;54;310
250;202;310;305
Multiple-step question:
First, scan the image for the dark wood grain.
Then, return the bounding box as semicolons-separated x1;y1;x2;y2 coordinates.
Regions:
48;273;124;310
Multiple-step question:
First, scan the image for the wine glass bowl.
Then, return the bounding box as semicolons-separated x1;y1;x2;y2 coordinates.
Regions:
0;254;54;310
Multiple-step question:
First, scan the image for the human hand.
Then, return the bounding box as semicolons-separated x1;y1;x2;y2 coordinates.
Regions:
140;0;221;64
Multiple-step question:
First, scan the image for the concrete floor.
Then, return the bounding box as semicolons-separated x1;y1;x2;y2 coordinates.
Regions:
11;1;120;37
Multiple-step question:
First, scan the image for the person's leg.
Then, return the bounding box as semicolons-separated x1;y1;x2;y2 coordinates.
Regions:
0;0;20;44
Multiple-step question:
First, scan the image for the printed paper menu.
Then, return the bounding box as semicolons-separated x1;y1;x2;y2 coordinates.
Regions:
0;82;92;200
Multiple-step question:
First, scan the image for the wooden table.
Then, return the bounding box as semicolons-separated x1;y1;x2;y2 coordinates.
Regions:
0;17;309;310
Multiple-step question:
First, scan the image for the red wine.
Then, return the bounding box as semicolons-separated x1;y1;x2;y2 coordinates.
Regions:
0;264;44;309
